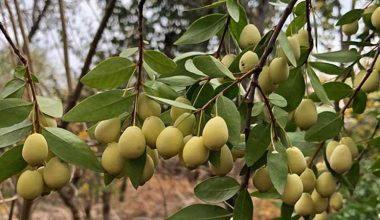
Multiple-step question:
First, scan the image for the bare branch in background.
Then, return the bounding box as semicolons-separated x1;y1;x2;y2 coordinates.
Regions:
3;0;20;47
28;0;51;41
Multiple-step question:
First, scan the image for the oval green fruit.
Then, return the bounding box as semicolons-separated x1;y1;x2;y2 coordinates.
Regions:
252;166;273;192
288;35;301;60
94;118;121;144
182;136;209;168
297;29;309;48
174;113;196;136
202;116;228;151
330;144;352;174
371;7;380;29
294;99;317;130
313;212;328;220
286;146;307;174
101;143;125;176
325;140;339;162
315;172;336;197
43;157;71;189
282;174;303;205
258;66;278;95
137;94;161;120
238;24;261;49
269;57;289;84
119;126;146;159
140;155;155;185
22;133;49;166
146;147;159;167
339;137;358;158
294;193;314;216
311;189;328;214
142;116;165;148
354;70;380;93
17;170;44;200
300;168;316;193
239;51;259;73
342;21;358;35
221;54;236;68
170;97;192;122
329;191;343;211
156;126;183;159
210;145;233;176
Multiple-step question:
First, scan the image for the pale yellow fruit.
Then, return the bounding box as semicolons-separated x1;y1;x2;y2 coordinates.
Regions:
43;157;71;189
297;29;309;47
282;174;303;205
339;137;359;158
156;126;183;159
22;133;48;166
371;7;380;29
288;36;301;60
119;126;146;159
294;99;317;130
210;145;233;176
183;135;193;144
316;172;337;197
342;21;359;35
94;118;121;144
268;57;289;84
170;97;192;122
354;70;379;93
329;192;343;211
330;144;352;174
294;193;314;216
221;54;236;68
17;170;44;200
326;140;339;162
140;155;155;185
286;146;307;174
252;166;273;192
37;167;51;196
174;113;196;136
101;143;125;175
239;51;259;73
311;190;328;213
316;162;328;174
313;212;328;220
146;147;159;167
258;66;278;95
137;94;161;120
300;168;316;192
182;136;209;168
238;24;261;49
142;116;165;148
202;116;229;151
375;57;380;71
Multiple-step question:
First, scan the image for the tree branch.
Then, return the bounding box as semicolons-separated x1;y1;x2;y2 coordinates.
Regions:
3;0;20;47
28;0;51;41
302;0;314;65
214;16;230;58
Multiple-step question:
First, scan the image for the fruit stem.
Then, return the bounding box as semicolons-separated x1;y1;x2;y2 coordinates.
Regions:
197;110;204;136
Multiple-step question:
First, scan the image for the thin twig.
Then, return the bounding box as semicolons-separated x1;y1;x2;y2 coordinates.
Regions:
28;0;51;41
214;16;230;58
302;0;314;65
3;0;20;47
308;141;325;167
257;85;277;138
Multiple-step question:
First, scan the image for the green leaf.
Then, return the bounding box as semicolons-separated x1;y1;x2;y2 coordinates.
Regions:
189;83;215;108
167;204;231;220
193;55;235;79
267;143;288;194
268;93;287;107
293;1;306;16
353;90;367;114
157;76;197;87
305;112;343;142
37;96;63;118
346;162;360;189
144;81;179;100
216;96;241;146
309;62;346;75
0;78;25;99
186;0;226;11
184;59;207;77
245;123;271;166
81;57;136;89
146;95;196;110
278;31;297;66
122;153;146;189
336;9;363;26
0;120;32;148
119;47;138;58
273;106;288;129
251;102;265;116
144;50;177;75
194;176;240;203
104;173;114;186
233;190;253;220
226;0;239;22
322;82;353;101
43;127;103;172
0;98;32;128
286;15;306;36
229;3;248;42
0;145;27;183
312;50;361;63
281;203;294;220
276;67;305;111
306;66;330;105
63;90;134;122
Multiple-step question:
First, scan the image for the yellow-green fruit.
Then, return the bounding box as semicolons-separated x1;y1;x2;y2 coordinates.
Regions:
170;97;191;122
269;57;289;84
294;193;314;216
221;54;236;68
330;144;352;174
329;192;343;211
182;136;209;168
252;166;273;192
313;212;328;220
174;113;196;136
315;172;337;197
146;147;159;167
258;66;278;95
239;51;259;73
238;24;261;49
342;21;359;35
294;99;317;130
137;94;161;120
17;170;44;200
142;116;165;148
288;36;301;60
210;145;233;176
326;140;339;162
339;137;359;158
300;168;316;192
297;29;309;48
101;143;125;175
119;126;146;159
140;155;155;185
354;70;380;93
22;133;48;166
231;147;245;160
286;146;307;174
375;56;380;71
94;118;121;144
311;189;328;213
282;174;304;205
43;157;71;189
316;162;327;174
37;167;51;196
202;116;229;151
156;126;183;159
183;135;192;144
371;7;380;29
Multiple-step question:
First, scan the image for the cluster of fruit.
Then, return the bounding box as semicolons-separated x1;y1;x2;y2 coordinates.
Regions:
17;133;72;200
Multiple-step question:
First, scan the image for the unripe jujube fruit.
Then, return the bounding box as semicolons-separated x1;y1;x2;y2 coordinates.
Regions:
221;54;236;68
294;99;317;130
294;193;314;216
174;113;196;136
329;144;352;174
182;136;209;168
142;116;165;148
297;29;309;48
37;167;51;196
137;94;161;120
315;172;337;197
94;118;121;144
288;35;301;60
371;7;380;29
325;140;339;162
282;174;303;205
146;147;159;167
258;66;278;95
119;126;146;159
238;24;261;49
22;133;48;166
354;70;380;93
313;212;328;220
252;166;273;192
311;190;328;214
17;170;44;200
101;143;125;175
342;21;359;35
269;57;289;84
140;155;155;185
286;146;307;174
239;51;259;73
210;145;233;176
202;116;228;151
156;126;183;159
300;168;316;192
339;137;359;158
316;162;328;174
43;157;71;189
329;192;343;211
170;97;192;122
375;56;380;71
